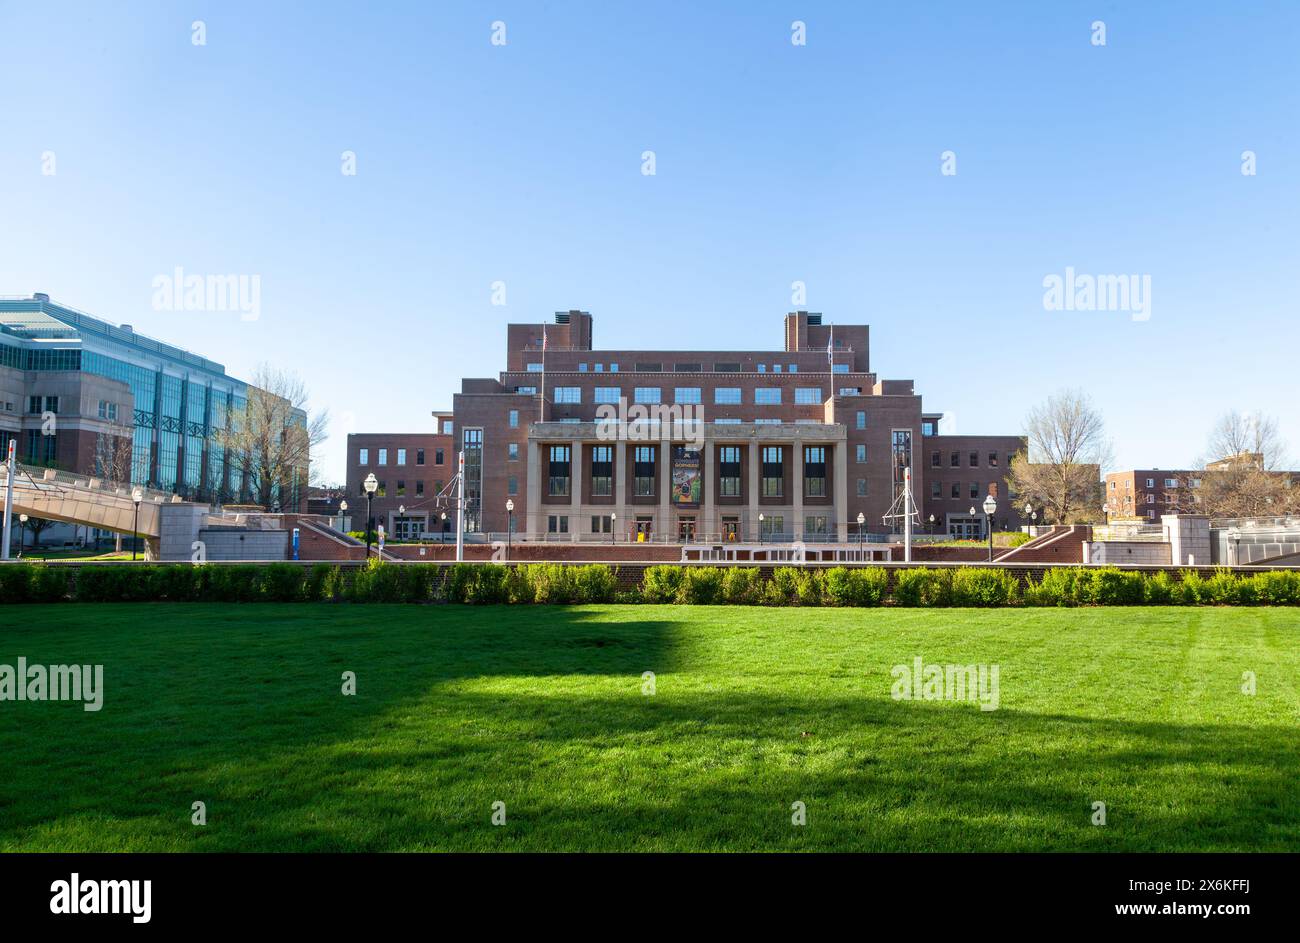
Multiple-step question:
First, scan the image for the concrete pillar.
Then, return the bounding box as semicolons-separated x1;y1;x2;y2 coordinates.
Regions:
702;441;715;538
835;441;848;541
748;442;760;540
615;439;627;540
526;440;541;539
792;440;804;540
658;438;671;538
570;439;582;520
1163;514;1211;567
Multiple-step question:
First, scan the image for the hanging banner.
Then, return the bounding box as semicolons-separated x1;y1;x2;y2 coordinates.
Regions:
671;446;702;507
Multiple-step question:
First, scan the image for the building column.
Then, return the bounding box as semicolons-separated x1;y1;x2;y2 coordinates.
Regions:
835;441;848;541
792;441;804;540
526;440;541;539
570;440;582;533
702;441;715;538
658;438;671;538
615;439;627;540
747;443;760;541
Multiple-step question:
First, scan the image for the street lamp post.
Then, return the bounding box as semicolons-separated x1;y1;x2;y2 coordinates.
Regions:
18;513;28;558
506;498;514;559
982;494;997;562
758;513;765;545
610;511;616;545
398;504;406;541
363;473;378;556
928;513;935;535
339;499;348;532
856;511;865;556
131;488;143;561
1101;502;1110;524
441;511;448;543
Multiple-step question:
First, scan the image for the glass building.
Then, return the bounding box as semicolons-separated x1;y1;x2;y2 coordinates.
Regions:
0;293;303;507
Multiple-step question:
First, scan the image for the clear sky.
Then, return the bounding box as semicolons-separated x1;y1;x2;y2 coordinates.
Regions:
2;1;1296;483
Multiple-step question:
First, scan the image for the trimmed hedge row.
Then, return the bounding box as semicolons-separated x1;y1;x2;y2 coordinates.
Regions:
0;562;1297;606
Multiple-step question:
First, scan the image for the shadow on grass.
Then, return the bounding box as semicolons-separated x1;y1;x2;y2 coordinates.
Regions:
1;604;1296;851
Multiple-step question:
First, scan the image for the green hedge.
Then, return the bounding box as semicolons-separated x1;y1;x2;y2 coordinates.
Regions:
0;562;1297;606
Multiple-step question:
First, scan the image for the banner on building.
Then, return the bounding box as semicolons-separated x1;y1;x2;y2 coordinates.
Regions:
671;447;702;507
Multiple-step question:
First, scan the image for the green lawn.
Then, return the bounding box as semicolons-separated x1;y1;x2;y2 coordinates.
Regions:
1;604;1296;852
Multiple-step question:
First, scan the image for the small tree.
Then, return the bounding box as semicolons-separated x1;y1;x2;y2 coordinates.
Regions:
216;364;328;512
1198;411;1295;518
93;425;134;485
1008;389;1110;523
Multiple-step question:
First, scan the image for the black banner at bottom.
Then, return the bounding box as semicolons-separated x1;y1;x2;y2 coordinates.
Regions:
0;852;1281;930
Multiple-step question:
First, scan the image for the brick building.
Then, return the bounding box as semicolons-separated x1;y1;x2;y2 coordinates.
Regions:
1104;469;1203;521
344;413;455;538
405;310;1028;543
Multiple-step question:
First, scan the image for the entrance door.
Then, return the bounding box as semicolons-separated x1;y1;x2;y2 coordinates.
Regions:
636;517;653;542
678;517;696;542
722;517;739;542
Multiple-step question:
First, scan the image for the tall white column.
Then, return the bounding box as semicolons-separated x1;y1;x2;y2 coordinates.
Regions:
747;442;760;541
835;441;848;541
658;437;671;539
702;441;715;538
615;439;627;540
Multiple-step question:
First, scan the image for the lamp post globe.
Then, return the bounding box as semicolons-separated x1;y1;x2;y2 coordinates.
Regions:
505;499;515;557
609;511;616;545
18;513;27;557
363;473;378;556
758;512;765;545
981;495;997;562
856;511;865;549
131;488;144;561
928;513;935;535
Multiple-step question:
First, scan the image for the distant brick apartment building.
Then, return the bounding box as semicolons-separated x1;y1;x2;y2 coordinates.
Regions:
1104;469;1204;521
344;414;454;538
355;310;1027;542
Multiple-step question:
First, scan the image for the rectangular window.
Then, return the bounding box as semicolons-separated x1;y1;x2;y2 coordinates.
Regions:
950;451;960;467
378;448;388;466
609;363;619;372
591;514;613;534
833;364;849;374
416;448;425;465
794;387;822;405
414;481;424;496
755;388;781;405
757;364;767;373
714;362;740;372
634;446;656;496
462;428;483;532
28;395;40;414
857;478;867;497
591;445;613;496
516;386;536;395
714;387;741;404
634;387;661;405
761;446;784;497
761;514;784;538
989;452;999;467
922;419;937;436
396;480;406;496
804;446;826;497
714;418;741;424
789;365;798;374
951;483;960;499
554;387;581;404
508;476;518;495
359;448;369;465
674;387;701;404
578;363;588;372
527;363;543;372
548;445;571;496
594;387;621;404
772;364;782;374
970;482;980;500
508;410;519;428
931;451;940;467
856;411;866;430
719;446;742;497
856;444;866;463
397;448;407;466
508;443;519;461
674;362;701;373
44;396;59;414
547;515;569;534
435;448;444;465
804;515;828;537
635;362;663;372
377;480;387;497
969;451;979;467
931;481;941;499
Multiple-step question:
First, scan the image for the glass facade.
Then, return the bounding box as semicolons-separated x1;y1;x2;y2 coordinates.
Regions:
1;298;306;506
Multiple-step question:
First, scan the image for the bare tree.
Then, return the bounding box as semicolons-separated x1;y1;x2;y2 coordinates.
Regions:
93;425;134;485
216;364;329;512
1199;410;1295;518
1008;389;1111;523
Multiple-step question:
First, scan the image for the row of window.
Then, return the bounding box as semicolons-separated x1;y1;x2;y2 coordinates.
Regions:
26;395;59;414
526;362;853;376
930;450;1014;469
930;481;1006;500
1110;477;1202;490
357;447;442;467
552;386;830;406
355;479;442;498
544;444;830;499
543;513;832;537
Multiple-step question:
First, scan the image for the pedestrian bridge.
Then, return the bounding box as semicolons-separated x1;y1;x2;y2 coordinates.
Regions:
0;461;185;539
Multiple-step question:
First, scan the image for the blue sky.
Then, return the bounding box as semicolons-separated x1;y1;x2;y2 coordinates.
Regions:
1;1;1296;482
